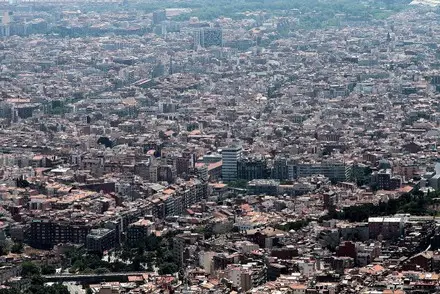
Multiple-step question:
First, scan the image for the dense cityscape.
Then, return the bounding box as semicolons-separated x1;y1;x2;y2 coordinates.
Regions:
1;0;440;293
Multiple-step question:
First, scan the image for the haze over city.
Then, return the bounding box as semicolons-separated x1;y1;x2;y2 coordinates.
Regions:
0;0;440;293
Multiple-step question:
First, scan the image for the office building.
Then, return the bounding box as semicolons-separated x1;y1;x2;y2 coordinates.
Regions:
371;169;402;190
86;228;116;253
272;157;289;181
29;219;91;249
237;157;268;181
288;160;351;182
222;143;242;182
173;232;204;265
202;27;223;47
194;27;223;49
152;10;166;25
126;219;154;245
247;179;279;196
193;29;202;50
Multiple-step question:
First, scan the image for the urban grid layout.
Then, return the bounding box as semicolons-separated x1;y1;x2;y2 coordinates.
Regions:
1;0;440;293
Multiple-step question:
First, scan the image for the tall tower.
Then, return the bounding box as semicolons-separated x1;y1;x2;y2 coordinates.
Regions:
2;11;12;37
152;10;166;25
201;27;223;48
193;29;202;50
221;143;242;182
169;55;173;75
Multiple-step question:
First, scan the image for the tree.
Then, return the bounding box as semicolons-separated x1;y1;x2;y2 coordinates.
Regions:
131;257;142;271
41;265;56;275
158;262;178;275
26;281;69;294
97;137;113;149
26;275;45;294
0;245;9;256
43;284;69;294
147;262;154;272
145;235;161;251
277;219;311;231
163;253;175;264
30;274;45;287
119;247;132;262
136;245;145;256
0;289;20;294
227;180;248;189
110;261;129;272
10;243;23;254
322;190;438;223
21;262;40;277
158;130;166;140
94;268;110;274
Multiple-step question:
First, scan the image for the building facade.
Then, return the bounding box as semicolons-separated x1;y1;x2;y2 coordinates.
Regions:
222;144;242;182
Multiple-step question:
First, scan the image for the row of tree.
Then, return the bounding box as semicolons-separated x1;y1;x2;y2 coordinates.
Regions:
66;233;180;276
115;233;179;275
323;189;437;223
0;262;68;294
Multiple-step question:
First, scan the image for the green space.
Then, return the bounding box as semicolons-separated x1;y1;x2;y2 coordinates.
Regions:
0;262;68;294
66;233;179;276
323;189;439;223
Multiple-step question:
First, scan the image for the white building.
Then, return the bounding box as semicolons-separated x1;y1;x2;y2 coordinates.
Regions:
198;251;216;274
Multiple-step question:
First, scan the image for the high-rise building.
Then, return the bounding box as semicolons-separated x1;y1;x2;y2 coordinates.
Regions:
126;219;154;245
29;219;91;249
193;29;202;50
201;27;223;47
86;228;116;253
371;169;402;190
237;157;268;181
287;160;351;182
152;10;167;25
225;262;267;292
272;157;289;181
194;27;223;49
2;11;12;26
173;232;204;265
158;164;176;183
196;164;209;182
222;143;242;182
